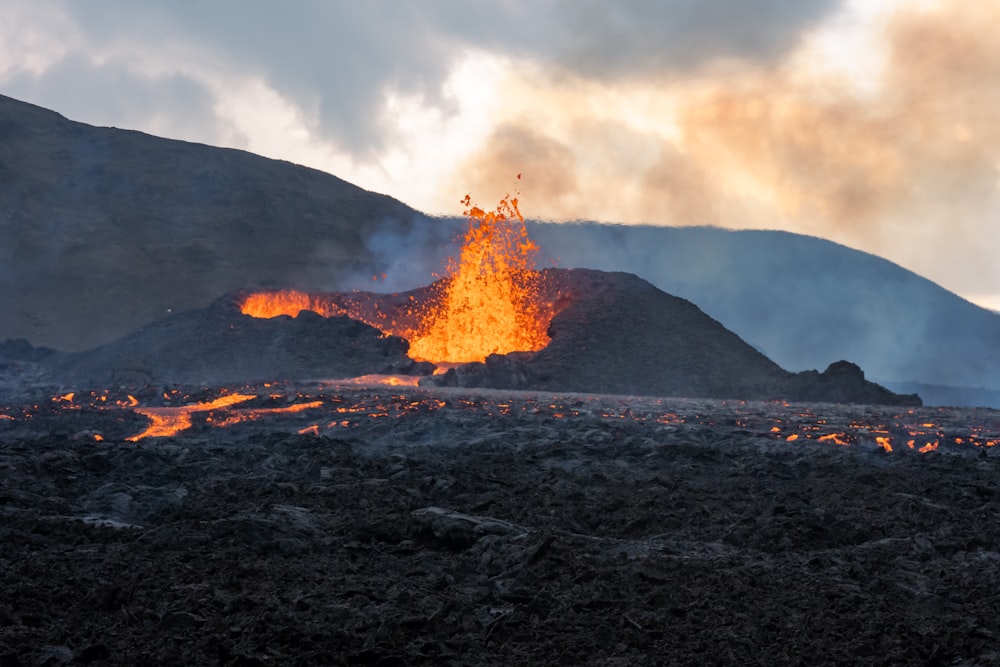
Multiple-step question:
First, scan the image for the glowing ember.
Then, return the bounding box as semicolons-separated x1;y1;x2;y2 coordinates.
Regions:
406;188;549;363
818;433;850;445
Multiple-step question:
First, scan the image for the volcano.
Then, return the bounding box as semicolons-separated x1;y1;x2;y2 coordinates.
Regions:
2;93;997;405
42;267;918;406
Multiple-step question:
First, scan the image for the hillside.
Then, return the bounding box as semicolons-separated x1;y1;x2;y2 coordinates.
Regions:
423;269;915;405
0;93;421;351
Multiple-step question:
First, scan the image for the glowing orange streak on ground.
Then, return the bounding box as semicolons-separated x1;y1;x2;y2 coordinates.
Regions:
335;375;423;387
210;400;325;428
126;393;256;441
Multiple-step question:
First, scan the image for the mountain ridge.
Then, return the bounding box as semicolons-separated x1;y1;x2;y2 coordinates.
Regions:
0;92;418;350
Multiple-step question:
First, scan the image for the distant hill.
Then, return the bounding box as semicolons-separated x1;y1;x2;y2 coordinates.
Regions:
0;93;421;351
525;224;1000;406
2;94;997;405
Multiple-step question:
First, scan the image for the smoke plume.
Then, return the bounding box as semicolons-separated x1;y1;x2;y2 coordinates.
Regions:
447;1;1000;301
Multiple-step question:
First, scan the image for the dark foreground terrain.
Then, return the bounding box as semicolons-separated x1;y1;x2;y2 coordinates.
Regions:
2;388;1000;665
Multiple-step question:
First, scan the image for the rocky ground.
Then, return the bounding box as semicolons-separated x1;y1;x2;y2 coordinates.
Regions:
2;387;1000;665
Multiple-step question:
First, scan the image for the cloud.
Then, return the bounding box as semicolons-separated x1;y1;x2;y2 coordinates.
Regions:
2;53;231;146
40;0;838;158
544;0;839;78
446;0;1000;300
53;0;479;158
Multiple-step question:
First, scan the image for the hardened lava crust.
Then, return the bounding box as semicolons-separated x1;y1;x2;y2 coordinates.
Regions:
1;385;999;665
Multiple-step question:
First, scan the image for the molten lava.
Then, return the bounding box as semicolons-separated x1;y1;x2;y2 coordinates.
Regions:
405;192;549;363
238;186;553;365
126;393;256;441
240;291;343;319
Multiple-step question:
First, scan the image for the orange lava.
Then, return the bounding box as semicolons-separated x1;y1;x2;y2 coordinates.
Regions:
127;393;256;441
211;400;325;428
406;190;549;363
240;291;342;319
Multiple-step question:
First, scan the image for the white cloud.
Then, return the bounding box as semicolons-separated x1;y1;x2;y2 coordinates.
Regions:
0;2;77;78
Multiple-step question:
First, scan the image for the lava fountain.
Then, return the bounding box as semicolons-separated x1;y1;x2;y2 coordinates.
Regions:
239;186;554;365
406;190;550;363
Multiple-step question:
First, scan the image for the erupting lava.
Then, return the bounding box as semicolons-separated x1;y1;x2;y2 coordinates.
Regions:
239;186;553;364
406;191;548;363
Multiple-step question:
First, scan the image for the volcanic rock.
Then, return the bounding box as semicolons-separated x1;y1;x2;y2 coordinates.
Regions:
785;360;909;405
2;399;999;664
52;295;430;386
422;269;920;406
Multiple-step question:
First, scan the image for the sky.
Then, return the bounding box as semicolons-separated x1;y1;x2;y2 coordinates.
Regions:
3;0;999;311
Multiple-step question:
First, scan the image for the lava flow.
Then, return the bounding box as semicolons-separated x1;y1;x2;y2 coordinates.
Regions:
238;186;554;365
127;393;257;441
3;387;999;449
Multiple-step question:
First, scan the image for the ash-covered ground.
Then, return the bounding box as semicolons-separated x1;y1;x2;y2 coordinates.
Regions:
2;385;1000;665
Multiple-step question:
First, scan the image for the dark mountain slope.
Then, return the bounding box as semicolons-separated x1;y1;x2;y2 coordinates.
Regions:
0;93;421;351
51;297;424;387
